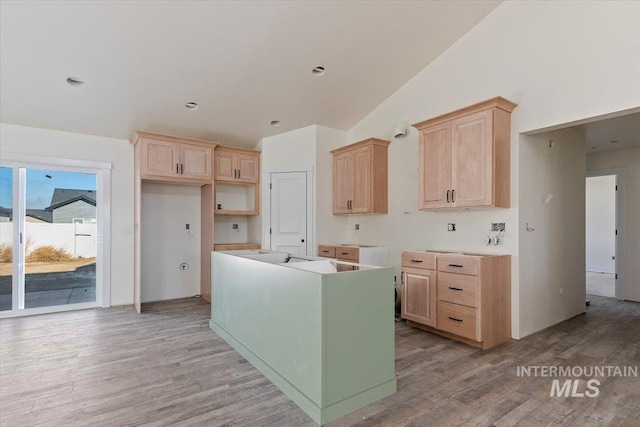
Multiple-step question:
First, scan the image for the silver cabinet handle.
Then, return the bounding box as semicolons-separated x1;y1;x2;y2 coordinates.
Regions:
448;286;464;291
180;164;184;174
238;169;241;179
448;317;463;322
447;190;450;203
452;189;455;203
176;163;179;174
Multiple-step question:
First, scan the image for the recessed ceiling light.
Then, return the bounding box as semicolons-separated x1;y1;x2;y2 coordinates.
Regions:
270;120;281;127
185;102;199;110
610;140;618;144
591;146;598;149
311;66;326;76
66;77;86;87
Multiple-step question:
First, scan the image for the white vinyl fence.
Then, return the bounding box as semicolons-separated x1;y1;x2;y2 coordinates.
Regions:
0;223;97;258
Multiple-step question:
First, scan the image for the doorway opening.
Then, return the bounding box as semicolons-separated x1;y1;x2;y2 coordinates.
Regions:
585;174;617;298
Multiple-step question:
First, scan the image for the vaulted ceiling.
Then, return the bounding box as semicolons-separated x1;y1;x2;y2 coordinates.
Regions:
0;1;502;147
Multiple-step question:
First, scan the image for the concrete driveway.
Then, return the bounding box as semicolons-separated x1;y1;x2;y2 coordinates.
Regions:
0;263;95;311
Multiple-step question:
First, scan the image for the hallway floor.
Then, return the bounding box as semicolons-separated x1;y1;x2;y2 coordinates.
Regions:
587;271;616;298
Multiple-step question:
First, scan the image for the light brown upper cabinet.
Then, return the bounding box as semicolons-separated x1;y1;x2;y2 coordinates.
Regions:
134;131;214;184
215;146;260;184
413;97;517;210
331;138;390;215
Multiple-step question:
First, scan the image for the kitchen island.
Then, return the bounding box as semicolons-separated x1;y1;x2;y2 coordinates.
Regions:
210;250;396;425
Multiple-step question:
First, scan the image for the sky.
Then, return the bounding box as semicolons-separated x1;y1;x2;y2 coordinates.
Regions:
0;167;96;209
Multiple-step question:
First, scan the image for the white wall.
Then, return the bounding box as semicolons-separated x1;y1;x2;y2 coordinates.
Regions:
214;215;248;244
341;1;640;338
519;129;586;337
261;125;317;171
141;182;201;302
0;123;134;305
315;125;348;246
587;147;640;301
586;175;616;274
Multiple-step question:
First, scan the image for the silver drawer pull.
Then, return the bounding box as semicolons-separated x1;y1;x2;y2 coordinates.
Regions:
410;259;423;263
448;263;464;268
448;286;464;291
448;316;463;322
322;250;330;253
341;252;350;255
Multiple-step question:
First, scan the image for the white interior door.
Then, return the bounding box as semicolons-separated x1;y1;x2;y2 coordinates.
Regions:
270;172;307;255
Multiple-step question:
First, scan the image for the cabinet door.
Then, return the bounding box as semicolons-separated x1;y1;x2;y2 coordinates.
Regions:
419;123;452;209
350;146;372;213
451;110;493;207
236;153;260;183
141;138;180;178
215;149;236;181
181;144;212;180
401;268;436;327
333;152;351;214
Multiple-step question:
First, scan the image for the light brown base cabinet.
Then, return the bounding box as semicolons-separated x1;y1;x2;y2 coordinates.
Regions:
317;244;389;271
401;251;511;349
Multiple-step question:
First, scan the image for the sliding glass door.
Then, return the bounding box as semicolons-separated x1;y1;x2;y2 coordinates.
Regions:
0;157;110;316
0;167;14;311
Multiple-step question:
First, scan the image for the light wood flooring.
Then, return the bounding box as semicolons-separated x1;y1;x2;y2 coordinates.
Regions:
1;296;639;426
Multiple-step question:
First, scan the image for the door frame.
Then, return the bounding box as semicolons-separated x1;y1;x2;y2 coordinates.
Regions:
0;152;112;318
586;168;625;300
262;166;314;255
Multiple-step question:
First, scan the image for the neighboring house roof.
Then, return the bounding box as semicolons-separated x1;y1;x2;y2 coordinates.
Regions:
0;206;54;222
46;188;96;211
26;209;53;223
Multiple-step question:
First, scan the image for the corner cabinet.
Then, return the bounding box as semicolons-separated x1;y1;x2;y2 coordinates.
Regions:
331;138;390;215
413;97;517;210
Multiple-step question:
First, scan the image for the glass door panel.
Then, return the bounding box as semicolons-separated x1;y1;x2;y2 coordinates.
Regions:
0;167;13;311
24;169;97;309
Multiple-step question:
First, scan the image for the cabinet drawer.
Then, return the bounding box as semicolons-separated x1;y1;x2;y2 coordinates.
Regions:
337;263;358;272
437;301;479;341
437;255;478;275
336;246;359;262
318;245;336;258
401;252;436;269
437;272;477;307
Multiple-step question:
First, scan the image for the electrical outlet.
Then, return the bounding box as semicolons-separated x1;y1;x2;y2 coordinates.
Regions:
185;223;190;230
232;224;239;230
448;223;456;232
355;224;360;230
492;222;505;232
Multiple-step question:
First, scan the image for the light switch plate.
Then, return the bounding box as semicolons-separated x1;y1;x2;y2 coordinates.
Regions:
448;223;456;232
